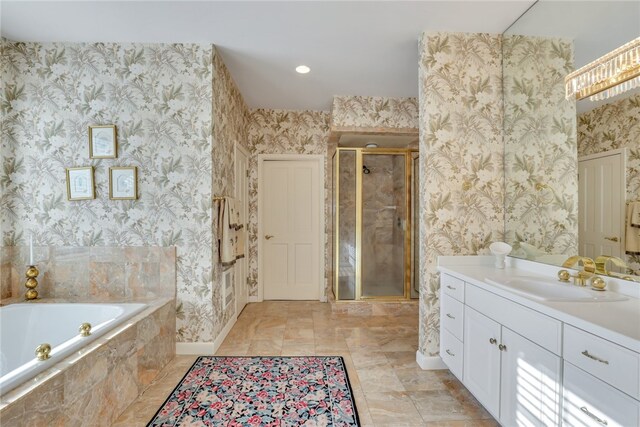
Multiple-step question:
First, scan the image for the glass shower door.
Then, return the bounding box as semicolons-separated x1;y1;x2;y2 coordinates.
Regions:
335;149;357;300
360;153;406;298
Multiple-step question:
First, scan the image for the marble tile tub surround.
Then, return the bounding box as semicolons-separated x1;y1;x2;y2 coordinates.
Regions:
0;299;176;427
114;301;495;426
0;246;175;304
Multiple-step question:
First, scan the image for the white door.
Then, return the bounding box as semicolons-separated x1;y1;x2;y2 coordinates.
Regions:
463;307;502;417
579;152;624;260
234;144;249;315
261;159;321;300
500;327;561;426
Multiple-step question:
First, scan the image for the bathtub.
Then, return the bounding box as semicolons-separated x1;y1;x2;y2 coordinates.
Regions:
0;302;146;395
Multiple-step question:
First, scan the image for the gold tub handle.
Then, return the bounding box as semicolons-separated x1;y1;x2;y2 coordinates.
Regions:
79;322;92;337
35;343;51;361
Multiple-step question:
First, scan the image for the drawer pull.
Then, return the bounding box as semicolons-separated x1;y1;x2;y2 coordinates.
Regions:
580;406;608;425
498;344;507;351
445;349;455;357
446;313;455;319
446;285;456;290
489;338;497;345
581;350;609;365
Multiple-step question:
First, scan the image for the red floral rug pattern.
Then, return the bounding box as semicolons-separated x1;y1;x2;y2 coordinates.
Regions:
147;356;360;426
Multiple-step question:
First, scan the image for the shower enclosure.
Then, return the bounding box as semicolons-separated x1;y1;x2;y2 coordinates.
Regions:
332;147;419;301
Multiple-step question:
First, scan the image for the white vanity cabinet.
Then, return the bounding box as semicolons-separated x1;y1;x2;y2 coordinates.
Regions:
461;295;561;425
437;271;640;426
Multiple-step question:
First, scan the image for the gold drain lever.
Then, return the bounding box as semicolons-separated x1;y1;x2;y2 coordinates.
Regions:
35;343;51;361
79;322;92;337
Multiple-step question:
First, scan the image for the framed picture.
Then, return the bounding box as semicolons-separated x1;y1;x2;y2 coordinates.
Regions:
66;167;95;201
89;125;117;159
109;166;138;200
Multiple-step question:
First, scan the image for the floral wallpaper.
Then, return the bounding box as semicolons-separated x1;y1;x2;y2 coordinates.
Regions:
503;35;578;257
0;40;215;342
578;93;640;274
212;49;251;336
246;109;331;297
331;95;419;131
418;32;504;357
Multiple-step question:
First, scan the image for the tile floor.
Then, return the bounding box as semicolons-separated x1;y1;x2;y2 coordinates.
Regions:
114;301;496;426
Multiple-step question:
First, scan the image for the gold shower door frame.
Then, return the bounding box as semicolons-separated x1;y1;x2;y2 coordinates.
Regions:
333;147;418;301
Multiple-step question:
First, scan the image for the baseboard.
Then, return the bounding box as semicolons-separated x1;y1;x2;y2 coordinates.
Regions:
416;350;447;370
212;314;237;351
176;315;237;355
248;296;259;303
176;341;215;355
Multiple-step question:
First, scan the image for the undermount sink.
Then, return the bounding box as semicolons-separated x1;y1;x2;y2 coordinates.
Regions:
485;276;628;302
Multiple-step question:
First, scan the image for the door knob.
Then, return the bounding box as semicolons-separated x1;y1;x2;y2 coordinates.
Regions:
604;236;619;242
265;235;274;240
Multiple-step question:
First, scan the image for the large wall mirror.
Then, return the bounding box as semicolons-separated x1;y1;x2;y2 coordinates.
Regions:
503;1;640;282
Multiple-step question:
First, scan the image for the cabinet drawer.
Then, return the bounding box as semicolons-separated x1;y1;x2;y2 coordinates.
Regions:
563;362;640;427
563;324;640;400
441;274;465;302
441;327;463;380
441;293;464;341
465;285;562;355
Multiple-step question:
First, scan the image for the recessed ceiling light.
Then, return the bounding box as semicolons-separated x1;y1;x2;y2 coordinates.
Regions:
365;143;378;148
295;65;311;74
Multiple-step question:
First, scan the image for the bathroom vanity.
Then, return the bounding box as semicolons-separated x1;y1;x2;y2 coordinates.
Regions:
438;256;640;427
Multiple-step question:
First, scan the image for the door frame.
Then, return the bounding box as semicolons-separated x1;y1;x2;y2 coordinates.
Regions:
234;142;250;317
578;147;626;257
257;154;325;302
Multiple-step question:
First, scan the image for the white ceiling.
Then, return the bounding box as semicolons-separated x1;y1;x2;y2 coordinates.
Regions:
1;1;535;111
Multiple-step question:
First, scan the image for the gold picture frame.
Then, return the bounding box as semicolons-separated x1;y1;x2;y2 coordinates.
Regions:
109;166;138;200
66;167;96;201
88;125;117;159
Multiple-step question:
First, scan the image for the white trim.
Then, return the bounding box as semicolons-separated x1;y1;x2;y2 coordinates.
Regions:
175;313;238;355
416;350;447;370
176;342;214;355
213;314;237;351
257;154;325;302
577;147;626;162
234;142;250;315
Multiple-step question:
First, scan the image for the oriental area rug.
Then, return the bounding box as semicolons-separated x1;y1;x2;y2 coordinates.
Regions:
147;356;360;426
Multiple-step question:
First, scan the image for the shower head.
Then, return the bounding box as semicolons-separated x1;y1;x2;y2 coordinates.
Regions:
362;165;371;175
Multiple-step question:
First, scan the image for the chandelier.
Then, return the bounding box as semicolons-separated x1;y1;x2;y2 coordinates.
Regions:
565;37;640;101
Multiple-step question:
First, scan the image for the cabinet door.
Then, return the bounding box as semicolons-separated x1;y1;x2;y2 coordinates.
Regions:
499;328;561;426
463;306;501;417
